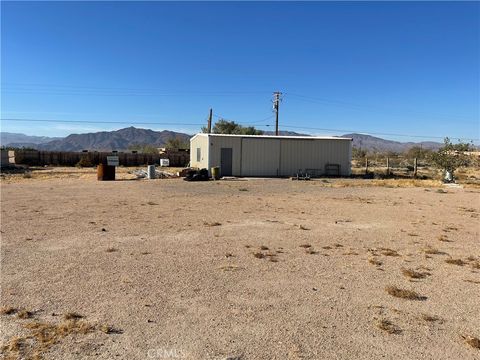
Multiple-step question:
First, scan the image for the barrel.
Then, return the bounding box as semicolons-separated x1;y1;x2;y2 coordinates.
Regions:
97;164;115;181
211;166;220;180
147;165;156;179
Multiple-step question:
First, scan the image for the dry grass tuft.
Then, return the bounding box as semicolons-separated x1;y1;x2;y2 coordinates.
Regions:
401;268;429;279
305;249;318;255
0;306;18;315
385;286;425;300
299;244;312;248
17;309;34;319
445;258;466;266
333;243;344;248
203;221;221;227
253;252;265;259
100;324;123;334
1;336;25;354
471;261;480;270
462;335;480;349
322;246;332;250
421;314;442;323
106;247;118;253
219;265;243;271
63;312;83;321
376;319;401;334
380;248;400;257
438;235;452;242
343;250;359;255
464;279;480;284
423;246;446;255
368;257;382;266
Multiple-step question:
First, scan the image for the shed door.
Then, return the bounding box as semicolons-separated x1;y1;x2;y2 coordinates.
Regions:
220;148;233;176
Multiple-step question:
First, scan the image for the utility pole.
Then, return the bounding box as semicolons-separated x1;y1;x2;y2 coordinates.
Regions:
273;92;282;136
207;108;212;133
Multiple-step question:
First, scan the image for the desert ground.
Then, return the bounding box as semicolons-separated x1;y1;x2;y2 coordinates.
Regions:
1;169;479;359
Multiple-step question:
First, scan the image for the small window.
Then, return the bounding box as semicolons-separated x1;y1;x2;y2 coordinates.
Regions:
196;148;201;162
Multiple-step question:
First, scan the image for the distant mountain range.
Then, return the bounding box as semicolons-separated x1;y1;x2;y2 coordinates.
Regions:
342;133;443;153
0;127;444;153
0;132;61;148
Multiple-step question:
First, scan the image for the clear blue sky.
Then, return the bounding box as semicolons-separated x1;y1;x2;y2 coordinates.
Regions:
1;1;479;142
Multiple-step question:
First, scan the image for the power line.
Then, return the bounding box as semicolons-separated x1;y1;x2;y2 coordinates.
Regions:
0;118;204;126
285;92;475;122
2;118;477;142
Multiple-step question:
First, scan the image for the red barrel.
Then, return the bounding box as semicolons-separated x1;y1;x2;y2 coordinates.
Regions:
97;164;115;181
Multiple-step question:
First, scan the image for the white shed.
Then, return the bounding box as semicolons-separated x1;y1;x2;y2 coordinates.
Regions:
190;133;352;177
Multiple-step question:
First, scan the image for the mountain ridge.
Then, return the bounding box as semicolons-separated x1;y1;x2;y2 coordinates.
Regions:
1;127;444;153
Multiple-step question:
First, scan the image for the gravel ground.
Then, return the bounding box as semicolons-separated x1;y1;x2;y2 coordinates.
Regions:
1;177;479;359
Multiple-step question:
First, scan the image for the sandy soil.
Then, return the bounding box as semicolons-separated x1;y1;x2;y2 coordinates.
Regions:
1;176;479;359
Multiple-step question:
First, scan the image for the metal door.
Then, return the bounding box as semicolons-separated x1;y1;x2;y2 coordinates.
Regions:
220;148;233;176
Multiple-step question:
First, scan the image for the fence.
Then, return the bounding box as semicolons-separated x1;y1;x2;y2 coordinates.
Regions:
351;156;439;178
12;150;189;167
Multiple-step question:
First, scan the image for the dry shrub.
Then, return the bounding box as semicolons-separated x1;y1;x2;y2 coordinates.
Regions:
385;286;425;300
445;258;466;266
1;318;95;359
376;319;401;334
402;268;429;279
253;252;265;259
462;335;480;349
368;258;382;266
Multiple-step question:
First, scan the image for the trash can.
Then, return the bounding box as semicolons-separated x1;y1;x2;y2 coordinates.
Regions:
211;167;220;180
147;165;156;179
97;164;115;181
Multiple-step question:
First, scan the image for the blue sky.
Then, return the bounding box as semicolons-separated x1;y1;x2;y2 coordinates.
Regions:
1;1;479;142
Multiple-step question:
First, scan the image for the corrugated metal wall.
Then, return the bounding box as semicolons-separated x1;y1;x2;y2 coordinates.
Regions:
279;139;351;176
241;138;280;176
190;135;209;169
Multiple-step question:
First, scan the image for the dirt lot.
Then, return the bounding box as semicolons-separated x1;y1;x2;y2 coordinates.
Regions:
1;174;479;359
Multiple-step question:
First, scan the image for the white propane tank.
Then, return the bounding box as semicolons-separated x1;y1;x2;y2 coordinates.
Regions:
147;165;156;179
160;158;170;167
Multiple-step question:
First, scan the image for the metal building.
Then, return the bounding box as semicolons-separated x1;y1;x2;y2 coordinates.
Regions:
190;133;352;177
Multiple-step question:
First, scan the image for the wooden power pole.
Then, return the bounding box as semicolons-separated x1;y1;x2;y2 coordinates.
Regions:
207;108;212;133
273;92;282;136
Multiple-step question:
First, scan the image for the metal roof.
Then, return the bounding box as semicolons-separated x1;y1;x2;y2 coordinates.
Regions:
191;133;352;141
